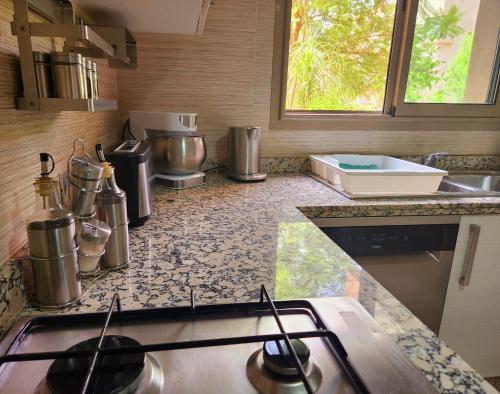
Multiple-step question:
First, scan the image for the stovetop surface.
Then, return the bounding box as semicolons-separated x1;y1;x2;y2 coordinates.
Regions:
0;297;435;394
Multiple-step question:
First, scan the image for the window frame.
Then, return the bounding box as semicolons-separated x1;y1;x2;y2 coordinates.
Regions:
270;0;500;131
394;0;500;117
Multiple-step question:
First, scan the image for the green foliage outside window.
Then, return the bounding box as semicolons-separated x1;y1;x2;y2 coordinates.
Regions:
286;0;473;111
406;5;472;103
286;0;396;111
441;33;474;103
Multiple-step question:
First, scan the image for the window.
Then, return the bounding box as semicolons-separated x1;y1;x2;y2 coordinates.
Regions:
396;0;500;116
271;0;500;128
285;0;397;112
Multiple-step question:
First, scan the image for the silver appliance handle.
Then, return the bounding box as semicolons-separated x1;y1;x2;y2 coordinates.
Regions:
425;251;440;263
459;224;481;286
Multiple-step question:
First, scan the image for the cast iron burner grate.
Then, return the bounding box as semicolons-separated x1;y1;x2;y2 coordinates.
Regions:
0;285;369;394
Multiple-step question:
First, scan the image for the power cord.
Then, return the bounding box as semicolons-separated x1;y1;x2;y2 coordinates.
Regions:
121;119;137;140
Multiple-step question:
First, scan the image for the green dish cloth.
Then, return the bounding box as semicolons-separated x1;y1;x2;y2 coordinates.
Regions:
339;163;379;170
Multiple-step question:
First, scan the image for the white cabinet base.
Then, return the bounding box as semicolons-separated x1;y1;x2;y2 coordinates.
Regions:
440;215;500;377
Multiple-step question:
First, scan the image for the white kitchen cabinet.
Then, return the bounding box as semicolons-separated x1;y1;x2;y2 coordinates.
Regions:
439;215;500;377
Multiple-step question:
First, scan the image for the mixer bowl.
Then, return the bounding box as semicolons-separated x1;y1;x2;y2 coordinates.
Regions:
150;132;207;175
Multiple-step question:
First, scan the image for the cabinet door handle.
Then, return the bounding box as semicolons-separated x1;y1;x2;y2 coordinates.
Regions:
459;224;481;286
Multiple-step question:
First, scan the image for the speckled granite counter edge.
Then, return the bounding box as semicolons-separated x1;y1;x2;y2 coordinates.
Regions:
0;257;27;337
299;201;500;218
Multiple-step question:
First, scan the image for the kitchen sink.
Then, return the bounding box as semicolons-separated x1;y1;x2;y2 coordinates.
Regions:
438;180;478;193
437;172;500;197
446;173;500;192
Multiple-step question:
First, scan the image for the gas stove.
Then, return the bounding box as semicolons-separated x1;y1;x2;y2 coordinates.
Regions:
0;286;436;393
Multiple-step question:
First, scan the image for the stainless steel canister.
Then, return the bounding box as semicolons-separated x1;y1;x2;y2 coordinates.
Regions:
30;250;82;307
67;176;100;218
66;140;104;217
78;219;111;255
79;57;89;99
97;166;130;268
96;194;128;227
33;52;53;98
84;58;94;99
77;219;111;273
60;171;98;220
227;126;266;181
69;156;103;189
27;212;82;307
27;211;76;259
91;62;99;99
51;52;85;99
69;171;101;192
100;224;129;268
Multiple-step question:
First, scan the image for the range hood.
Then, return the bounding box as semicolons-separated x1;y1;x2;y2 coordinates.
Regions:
72;0;212;35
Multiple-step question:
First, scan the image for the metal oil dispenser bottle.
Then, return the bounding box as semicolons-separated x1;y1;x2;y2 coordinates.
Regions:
26;153;82;307
95;144;130;268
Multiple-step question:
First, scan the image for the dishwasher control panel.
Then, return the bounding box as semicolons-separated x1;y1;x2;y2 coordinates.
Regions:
320;224;459;255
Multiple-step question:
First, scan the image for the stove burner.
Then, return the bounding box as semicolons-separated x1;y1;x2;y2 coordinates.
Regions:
46;335;145;394
247;341;322;394
263;339;310;376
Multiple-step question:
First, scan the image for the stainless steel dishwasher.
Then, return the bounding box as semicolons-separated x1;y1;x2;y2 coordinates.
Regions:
312;216;460;334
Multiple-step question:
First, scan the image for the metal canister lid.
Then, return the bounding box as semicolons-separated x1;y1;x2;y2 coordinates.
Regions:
27;209;75;230
51;52;82;65
33;51;51;64
79;219;111;243
69;157;104;181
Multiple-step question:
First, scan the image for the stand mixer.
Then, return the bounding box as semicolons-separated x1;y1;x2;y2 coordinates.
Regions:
129;111;207;189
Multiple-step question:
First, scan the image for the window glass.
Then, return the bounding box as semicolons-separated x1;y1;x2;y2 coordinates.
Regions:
405;0;500;104
285;0;398;112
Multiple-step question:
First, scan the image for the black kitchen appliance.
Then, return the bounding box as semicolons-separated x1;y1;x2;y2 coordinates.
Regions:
314;216;459;335
105;140;153;227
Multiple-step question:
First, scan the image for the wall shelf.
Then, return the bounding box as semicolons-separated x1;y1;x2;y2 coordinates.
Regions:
26;22;115;57
12;0;136;112
16;98;118;112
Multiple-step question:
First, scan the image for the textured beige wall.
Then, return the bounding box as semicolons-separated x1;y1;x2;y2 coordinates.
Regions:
115;0;500;158
0;0;121;265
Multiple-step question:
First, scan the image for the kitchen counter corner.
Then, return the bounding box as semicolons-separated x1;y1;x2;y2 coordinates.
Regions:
9;174;500;393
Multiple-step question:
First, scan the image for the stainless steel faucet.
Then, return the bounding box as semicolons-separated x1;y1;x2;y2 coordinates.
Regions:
422;152;448;168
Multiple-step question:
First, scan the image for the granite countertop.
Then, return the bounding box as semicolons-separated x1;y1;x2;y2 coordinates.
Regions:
11;174;500;393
